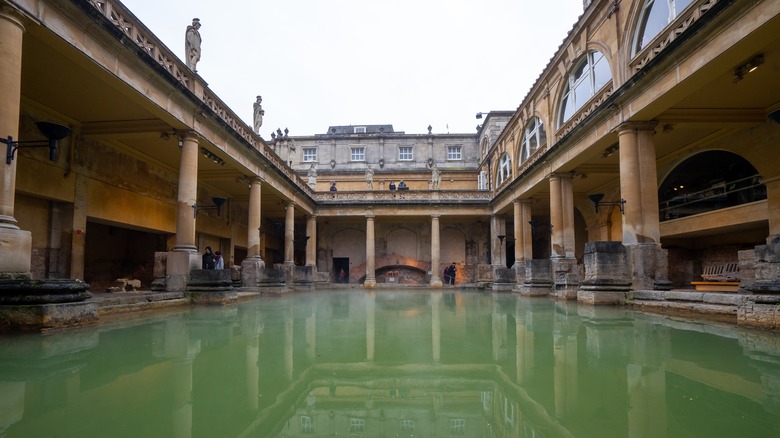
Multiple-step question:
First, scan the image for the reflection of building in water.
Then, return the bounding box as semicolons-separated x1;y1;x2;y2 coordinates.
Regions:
2;293;780;436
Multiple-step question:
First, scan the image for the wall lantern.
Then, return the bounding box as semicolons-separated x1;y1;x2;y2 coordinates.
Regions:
2;122;72;164
588;193;625;214
733;54;764;83
193;197;227;217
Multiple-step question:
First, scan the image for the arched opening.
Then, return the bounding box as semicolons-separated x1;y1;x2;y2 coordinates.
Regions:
659;151;766;221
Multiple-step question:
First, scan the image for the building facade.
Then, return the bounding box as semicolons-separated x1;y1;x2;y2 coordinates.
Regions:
1;0;779;328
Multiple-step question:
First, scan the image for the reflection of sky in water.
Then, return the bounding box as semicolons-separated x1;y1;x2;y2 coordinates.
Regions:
1;289;779;437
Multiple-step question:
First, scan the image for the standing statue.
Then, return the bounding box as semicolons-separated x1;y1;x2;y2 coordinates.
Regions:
253;96;264;134
431;164;441;190
185;18;202;72
307;164;317;188
365;166;374;189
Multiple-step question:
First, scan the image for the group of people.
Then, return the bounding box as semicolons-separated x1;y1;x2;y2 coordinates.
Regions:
388;180;408;191
443;263;457;285
201;246;224;270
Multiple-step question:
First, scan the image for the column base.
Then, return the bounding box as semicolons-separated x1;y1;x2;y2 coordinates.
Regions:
430;278;443;288
364;278;377;288
166;251;201;292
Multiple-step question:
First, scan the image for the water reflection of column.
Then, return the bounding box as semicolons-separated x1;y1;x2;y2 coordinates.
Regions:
173;357;195;438
553;313;578;418
0;382;25;433
516;300;535;383
492;307;507;361
366;291;375;362
241;308;263;411
432;291;441;363
306;306;317;362
627;364;667;438
284;305;294;381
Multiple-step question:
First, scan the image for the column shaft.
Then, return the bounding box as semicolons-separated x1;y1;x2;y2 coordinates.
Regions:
549;174;564;257
247;178;262;258
0;10;25;226
618;122;660;244
174;133;199;251
306;215;317;267
284;202;295;264
364;214;376;288
430;214;442;287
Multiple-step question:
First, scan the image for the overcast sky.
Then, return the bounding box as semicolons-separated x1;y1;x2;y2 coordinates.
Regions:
121;0;583;137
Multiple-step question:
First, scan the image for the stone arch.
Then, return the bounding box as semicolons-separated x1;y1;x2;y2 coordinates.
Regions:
658;150;765;221
332;228;366;267
441;227;466;266
386;228;418;260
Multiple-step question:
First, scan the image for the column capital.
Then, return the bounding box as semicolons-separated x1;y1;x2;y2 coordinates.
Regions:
614;121;658;135
176;130;201;143
308;214;317;220
548;171;574;181
513;198;534;205
286;200;296;208
0;4;30;32
431;213;441;219
365;212;375;219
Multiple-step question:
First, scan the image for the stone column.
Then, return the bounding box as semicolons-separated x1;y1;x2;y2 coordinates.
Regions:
490;215;505;266
364;212;376;288
430;214;442;287
549;173;579;299
247;178;263;259
284;201;295;266
0;8;30;274
513;200;534;283
173;133;199;252
306;215;317;267
167;132;201;291
617;122;671;290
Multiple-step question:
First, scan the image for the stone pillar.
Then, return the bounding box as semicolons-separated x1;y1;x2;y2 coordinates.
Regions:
617;122;671;290
306;215;317;268
430;214;442;287
241;177;265;289
247;178;263;259
364;213;376;288
0;8;30;274
70;174;88;280
549;173;579;299
167;132;201;291
513;200;533;284
578;241;631;305
284;201;295;266
173;133;199;252
490;215;505;266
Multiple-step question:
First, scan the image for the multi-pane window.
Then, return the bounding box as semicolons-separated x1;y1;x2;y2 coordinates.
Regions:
520;117;546;163
348;418;365;433
303;148;317;162
450;419;466;435
478;171;487;190
354;126;366;133
398;147;413;161
351;147;365;162
634;0;694;54
300;416;314;433
497;153;512;185
400;420;415;433
559;51;611;125
447;145;462;160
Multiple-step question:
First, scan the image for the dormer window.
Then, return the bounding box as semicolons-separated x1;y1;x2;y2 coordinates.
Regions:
354;126;366;134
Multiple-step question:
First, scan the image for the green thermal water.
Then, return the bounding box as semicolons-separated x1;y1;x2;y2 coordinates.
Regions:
0;289;779;437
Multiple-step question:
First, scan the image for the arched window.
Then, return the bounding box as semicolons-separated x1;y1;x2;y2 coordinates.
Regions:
497;153;512;186
633;0;694;54
520;117;546;164
559;51;611;126
658;151;766;221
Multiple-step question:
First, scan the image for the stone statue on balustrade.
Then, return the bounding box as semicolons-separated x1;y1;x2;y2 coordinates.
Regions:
253;96;264;134
365;166;374;189
431;164;441;190
308;164;317;188
185;18;202;72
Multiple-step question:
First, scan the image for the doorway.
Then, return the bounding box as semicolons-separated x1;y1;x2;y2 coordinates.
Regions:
333;257;349;283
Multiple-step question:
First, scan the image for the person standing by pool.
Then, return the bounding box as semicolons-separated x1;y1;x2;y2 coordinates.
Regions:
214;251;224;270
202;246;215;269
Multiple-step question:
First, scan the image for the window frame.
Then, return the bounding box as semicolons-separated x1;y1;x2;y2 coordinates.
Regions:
302;147;317;163
447;145;462;161
353;126;366;134
351;147;365;162
559;51;611;126
520;117;545;164
398;146;413;161
633;0;694;55
497;153;512;185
